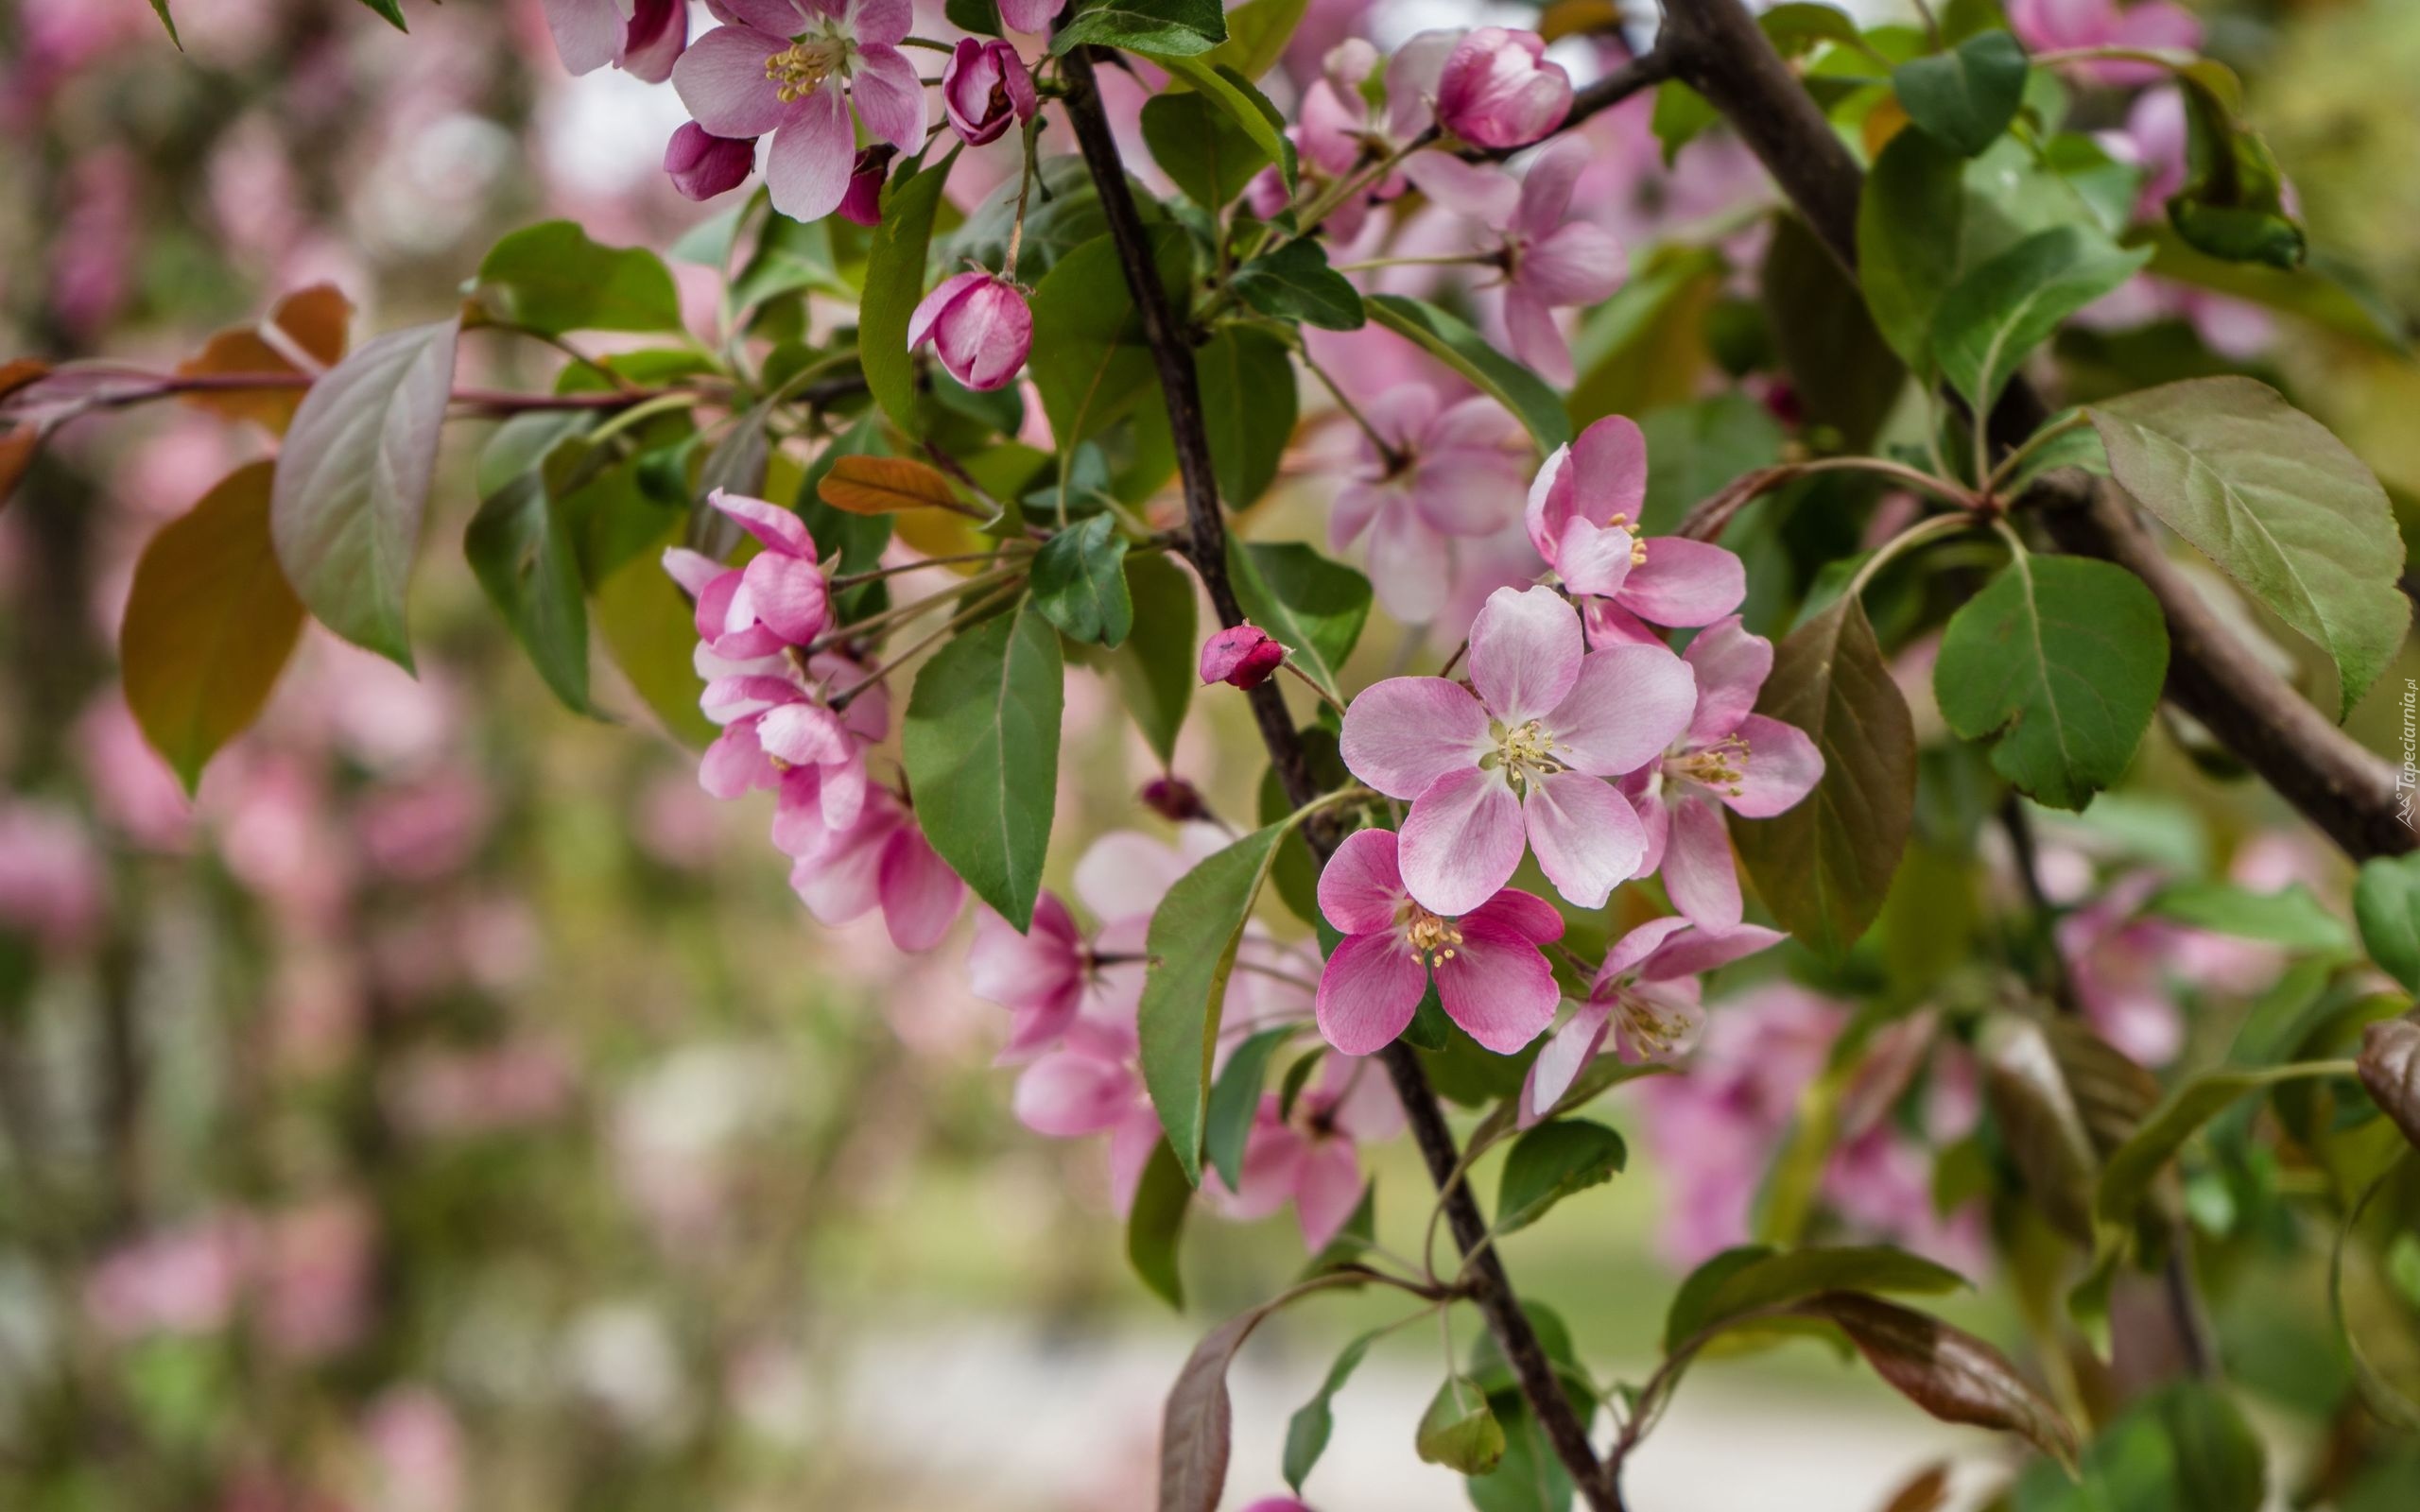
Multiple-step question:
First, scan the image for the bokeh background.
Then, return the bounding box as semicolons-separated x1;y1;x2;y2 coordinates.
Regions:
4;2;2419;1508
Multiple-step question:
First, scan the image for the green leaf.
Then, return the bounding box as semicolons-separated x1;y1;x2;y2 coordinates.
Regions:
1567;244;1727;428
1197;326;1297;507
1932;225;2151;416
1893;30;2029;156
1226;539;1372;705
1029;228;1194;455
2358;1014;2420;1152
2140;231;2402;352
2013;1382;2264;1512
1415;1376;1505;1476
1760;2;1867;55
1030;515;1133;647
730;211;854;313
901;595;1064;931
121;463;304;794
1635;396;1787;534
1108;552;1197;763
594;526;719;748
1283;1329;1376;1493
1651;80;1719;165
1732;595;1915;957
1761;214;1905;450
1664;1245;1970;1353
1933;551;2167;811
1495;1120;1628;1236
1140;91;1270;212
1977;1014;2158;1246
2142;879;2350;951
1153;56;1297;196
352;0;408;28
1365;294;1570;451
269;315;460;669
1127;1136;1193;1308
2095;1058;2360;1234
943;0;1001;37
467;412;595;713
1051;0;1228;57
147;0;181;46
1858;127;1969;369
2087;376;2409;717
1205;0;1308;78
1230;241;1367;331
2169;72;2304;270
1205;1025;1294;1191
1802;1294;2078;1469
474;221;682;336
1137;821;1294;1182
860;148;959;438
2356;856;2420;995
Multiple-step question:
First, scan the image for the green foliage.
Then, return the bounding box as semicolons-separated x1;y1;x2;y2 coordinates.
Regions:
474;221;682;336
901;596;1064;931
1197;326;1297;507
1932;226;2151;415
1858;128;1968;369
859;147;959;438
2013;1383;2264;1512
1807;1293;2078;1469
269;315;460;669
943;0;1001;36
1762;215;1904;449
1225;539;1372;703
1283;1328;1376;1493
467;412;595;713
1663;1245;1970;1352
1126;1137;1192;1309
146;0;181;46
1230;241;1366;331
1030;515;1133;647
1495;1120;1627;1236
1204;0;1309;79
1733;596;1915;957
1050;0;1228;57
2170;67;2305;270
1203;1025;1293;1190
2356;855;2420;995
2144;879;2350;951
1137;821;1293;1182
2087;377;2408;716
1140;92;1270;212
1365;295;1572;451
2095;1059;2360;1237
1934;551;2167;810
1893;30;2030;156
1108;551;1197;763
1153;57;1296;197
1028;228;1194;453
1415;1376;1505;1476
352;0;408;28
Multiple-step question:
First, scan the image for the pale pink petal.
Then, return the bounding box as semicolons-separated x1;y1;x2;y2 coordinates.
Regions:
1367;500;1453;624
1727;714;1823;818
815;749;866;831
710;490;815;558
1410;454;1525;538
739;552;829;644
1523;1001;1613;1125
1551;517;1639;599
1338;678;1490;801
1362;384;1443;452
662;547;726;597
1662;796;1742;930
1632;783;1669;874
848;44;927;150
1522;770;1645;909
1600;916;1693;984
878;824;964;950
1317;828;1407;936
1434;920;1561;1053
1547;643;1697;777
1324;1056;1405;1143
764;86;854;222
1330;480;1388;550
1398;152;1520;226
1641;921;1784;980
755;702;851;766
672;26;794;139
1399;765;1527;918
1428;396;1523;454
1014;1051;1137;1137
700;721;773;798
700;673;804;722
1520;222;1624;307
788;813;888;924
970;896;1082;1016
1524;442;1575;558
1315;932;1428;1056
1611;980;1706;1064
1513;136;1591;238
1567;414;1649;528
1383;31;1457;138
1295;1140;1366;1253
908;272;985;351
1218;1118;1306;1220
1073;831;1189;924
1502;287;1573;387
1682;615;1771;743
1621;539;1746;629
1467;584;1584;725
1582;596;1662;648
719;0;821;30
1107;1104;1163;1215
543;0;627;76
1461;887;1564;945
846;0;913;48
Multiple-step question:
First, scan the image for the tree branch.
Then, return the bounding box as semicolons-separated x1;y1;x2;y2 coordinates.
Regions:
1470;48;1675;162
1058;43;1617;1510
1655;0;2411;863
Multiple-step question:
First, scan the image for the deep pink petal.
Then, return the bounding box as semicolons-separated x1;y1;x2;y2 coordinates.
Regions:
739;552;829;644
1599;916;1693;986
788;808;889;923
1399;765;1526;918
1316;933;1426;1057
849;44;927;151
1641;921;1784;981
1682;615;1770;743
710;490;816;558
1620;538;1746;629
879;824;965;950
1434;919;1561;1053
1523;770;1645;910
1295;1139;1365;1253
672;26;794;139
1317;828;1407;936
1661;796;1742;930
1338;678;1490;800
1727;714;1824;818
1548;643;1698;777
1468;584;1583;724
1582;596;1662;648
1567;414;1649;528
1462;887;1564;945
1522;1001;1612;1125
908;272;984;350
764;86;854;222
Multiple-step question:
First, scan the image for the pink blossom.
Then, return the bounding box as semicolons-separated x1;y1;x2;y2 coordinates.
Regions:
2051;867;2283;1067
788;787;966;951
697;665;876;845
670;0;926;223
941;38;1037;146
1207;1057;1403;1251
544;0;688;82
362;1387;465;1512
969;890;1095;1057
2009;0;2204;86
0;799;106;954
1200;624;1288;688
1330;387;1530;624
1339;585;1695;915
1623;617;1824;930
85;1219;246;1339
1311;827;1564;1056
1525;416;1747;644
1521;915;1784;1124
664;122;758;200
663;489;830;658
1402;139;1624;385
995;0;1058;34
836;144;897;227
1435;27;1572;150
1255;36;1460;235
908;271;1033;393
1013;1042;1166;1213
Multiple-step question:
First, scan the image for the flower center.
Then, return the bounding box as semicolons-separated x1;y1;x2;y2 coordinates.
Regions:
1401;903;1463;970
1615;986;1694;1059
1484;717;1565;794
766;34;848;102
1676;732;1750;798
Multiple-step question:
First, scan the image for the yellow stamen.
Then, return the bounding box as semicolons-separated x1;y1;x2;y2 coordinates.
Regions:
1403;904;1464;970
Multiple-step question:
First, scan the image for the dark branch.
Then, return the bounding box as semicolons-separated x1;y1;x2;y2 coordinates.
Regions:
1656;0;2411;863
1470;48;1676;162
1057;43;1618;1511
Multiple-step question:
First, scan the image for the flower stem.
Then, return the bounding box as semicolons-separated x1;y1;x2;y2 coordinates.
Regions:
821;576;1026;699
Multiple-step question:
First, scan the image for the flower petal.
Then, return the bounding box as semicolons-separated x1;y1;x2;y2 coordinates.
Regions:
763;85;854;222
1681;615;1770;744
1316;827;1406;936
1462;887;1564;945
1367;496;1453;624
847;0;914;48
1073;831;1189;924
1338;677;1490;800
1294;1138;1365;1253
672;25;794;140
1622;538;1746;629
878;823;965;950
1398;151;1520;226
1467;584;1583;725
1522;1001;1612;1125
1502;287;1573;387
1661;795;1742;930
1728;714;1824;818
1013;1050;1137;1137
1599;916;1693;986
1548;642;1697;777
1566;415;1648;529
1522;769;1645;910
738;551;829;644
849;44;927;151
1550;517;1638;599
1434;919;1561;1053
1315;932;1426;1056
1641;921;1784;980
1399;765;1526;918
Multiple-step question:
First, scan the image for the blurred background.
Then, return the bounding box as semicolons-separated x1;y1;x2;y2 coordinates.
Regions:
3;2;2418;1509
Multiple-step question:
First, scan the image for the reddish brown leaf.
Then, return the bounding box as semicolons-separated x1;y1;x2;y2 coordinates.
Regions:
816;454;963;516
0;358;50;404
1160;1306;1275;1512
1799;1293;2078;1469
0;425;37;507
2359;1011;2420;1150
176;284;355;436
1876;1461;1952;1512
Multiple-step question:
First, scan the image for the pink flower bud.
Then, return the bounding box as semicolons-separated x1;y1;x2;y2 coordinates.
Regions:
1435;27;1572;150
908;271;1032;392
1140;775;1208;822
942;39;1038;147
1200;625;1287;689
663;123;755;201
995;0;1058;34
837;145;898;228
